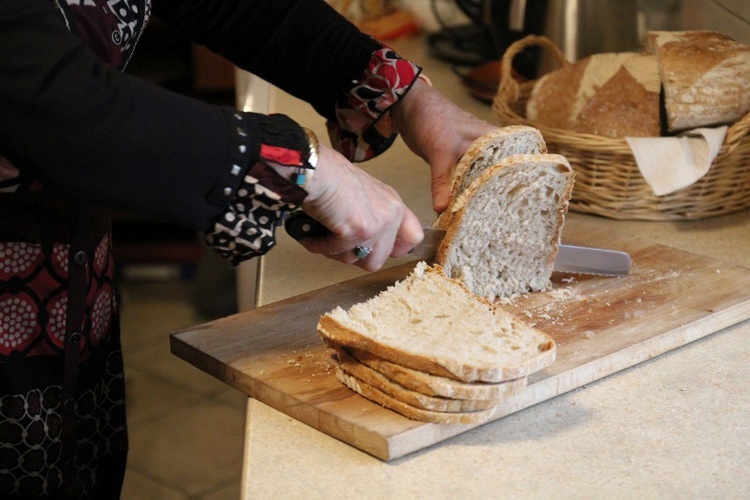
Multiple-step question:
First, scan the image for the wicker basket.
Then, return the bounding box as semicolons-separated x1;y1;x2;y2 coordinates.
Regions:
492;35;750;221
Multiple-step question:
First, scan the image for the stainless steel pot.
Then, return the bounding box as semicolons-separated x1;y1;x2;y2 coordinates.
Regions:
489;0;642;76
540;0;641;61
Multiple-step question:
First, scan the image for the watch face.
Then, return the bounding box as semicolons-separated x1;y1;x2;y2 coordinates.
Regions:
302;127;319;169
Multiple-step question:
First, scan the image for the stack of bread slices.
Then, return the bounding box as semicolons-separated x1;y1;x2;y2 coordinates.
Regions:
318;126;575;423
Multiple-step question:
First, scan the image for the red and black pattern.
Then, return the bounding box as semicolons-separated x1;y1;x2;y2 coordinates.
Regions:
0;235;116;360
203;113;309;264
0;226;126;497
328;46;422;162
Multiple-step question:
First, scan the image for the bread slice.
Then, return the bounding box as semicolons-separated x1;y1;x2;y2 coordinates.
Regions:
435;127;547;230
646;30;750;132
450;126;547;201
318;262;556;383
335;352;499;412
335;370;497;424
335;344;527;400
435;153;574;300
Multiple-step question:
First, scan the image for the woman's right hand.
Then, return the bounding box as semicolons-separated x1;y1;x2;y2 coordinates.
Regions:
294;143;423;272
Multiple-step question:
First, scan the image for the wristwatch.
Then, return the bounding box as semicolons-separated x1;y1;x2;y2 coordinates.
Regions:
256;113;320;191
294;127;318;187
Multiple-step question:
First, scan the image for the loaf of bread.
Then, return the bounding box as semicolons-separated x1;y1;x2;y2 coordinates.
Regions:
318;262;556;384
337;345;527;400
526;52;661;138
646;30;750;132
435;153;574;300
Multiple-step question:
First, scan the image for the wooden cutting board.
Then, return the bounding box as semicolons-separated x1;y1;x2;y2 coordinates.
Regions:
171;220;750;461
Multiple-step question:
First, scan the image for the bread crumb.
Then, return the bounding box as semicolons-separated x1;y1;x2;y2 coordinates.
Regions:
548;287;576;301
496;291;524;305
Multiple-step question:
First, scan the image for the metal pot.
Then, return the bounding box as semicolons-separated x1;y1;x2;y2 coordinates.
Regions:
488;0;641;76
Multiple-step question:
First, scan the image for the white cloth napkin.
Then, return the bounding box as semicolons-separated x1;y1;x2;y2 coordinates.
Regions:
626;126;728;196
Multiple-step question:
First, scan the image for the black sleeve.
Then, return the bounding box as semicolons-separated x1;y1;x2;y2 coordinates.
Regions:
152;0;381;120
0;0;258;231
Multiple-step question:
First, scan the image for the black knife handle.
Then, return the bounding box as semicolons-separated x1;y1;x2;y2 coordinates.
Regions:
284;211;330;240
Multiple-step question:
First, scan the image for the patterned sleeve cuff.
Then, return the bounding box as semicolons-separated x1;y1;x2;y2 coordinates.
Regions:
327;46;422;162
204;113;309;265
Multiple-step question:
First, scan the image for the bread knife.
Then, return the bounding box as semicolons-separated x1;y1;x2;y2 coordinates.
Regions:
284;211;631;276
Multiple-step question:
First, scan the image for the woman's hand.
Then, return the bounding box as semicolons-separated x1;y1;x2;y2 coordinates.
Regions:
391;78;496;213
296;143;423;272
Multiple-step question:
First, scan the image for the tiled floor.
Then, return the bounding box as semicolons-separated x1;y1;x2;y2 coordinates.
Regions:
118;275;246;498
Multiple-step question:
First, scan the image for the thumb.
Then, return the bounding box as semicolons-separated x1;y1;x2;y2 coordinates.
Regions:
431;167;453;214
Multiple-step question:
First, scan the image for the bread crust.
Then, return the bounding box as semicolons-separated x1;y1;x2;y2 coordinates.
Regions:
647;30;750;132
341;345;528;400
574;66;661;137
450;126;547;200
527;58;588;130
336;351;500;412
436;126;547;230
335;370;498;424
320;319;554;383
527;52;661;138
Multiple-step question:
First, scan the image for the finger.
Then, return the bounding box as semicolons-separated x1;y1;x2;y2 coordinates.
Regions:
295;233;384;270
296;231;358;258
390;209;424;258
295;236;366;268
431;175;452;214
430;161;454;213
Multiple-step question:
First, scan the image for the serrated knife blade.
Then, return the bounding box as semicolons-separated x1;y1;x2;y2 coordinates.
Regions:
407;228;631;276
284;211;631;276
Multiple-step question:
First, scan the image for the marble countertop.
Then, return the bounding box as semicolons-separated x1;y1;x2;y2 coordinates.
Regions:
237;36;750;498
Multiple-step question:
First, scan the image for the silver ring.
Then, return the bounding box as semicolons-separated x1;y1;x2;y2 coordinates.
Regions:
353;246;372;259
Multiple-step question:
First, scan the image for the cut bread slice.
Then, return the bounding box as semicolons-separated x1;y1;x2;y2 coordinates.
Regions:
335;349;500;411
333;343;527;400
335;369;497;424
435;153;575;300
318;262;556;383
336;362;499;413
451;126;548;200
436;126;547;229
